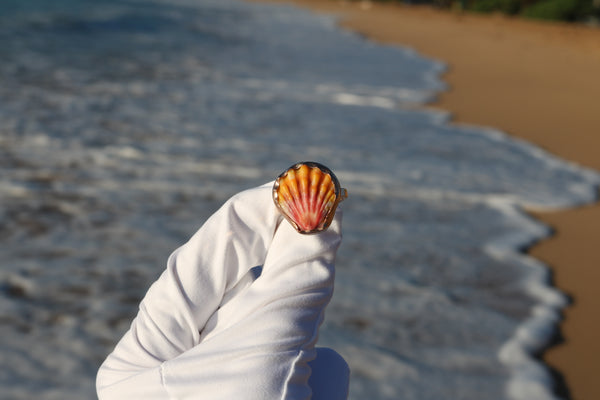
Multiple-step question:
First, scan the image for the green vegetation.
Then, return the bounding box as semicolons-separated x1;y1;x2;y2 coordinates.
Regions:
369;0;600;22
469;0;522;15
520;0;597;21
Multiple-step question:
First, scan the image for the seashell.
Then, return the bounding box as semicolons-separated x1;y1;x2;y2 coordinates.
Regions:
273;162;347;234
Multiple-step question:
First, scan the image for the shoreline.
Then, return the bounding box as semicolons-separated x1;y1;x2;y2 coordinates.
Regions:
247;1;600;399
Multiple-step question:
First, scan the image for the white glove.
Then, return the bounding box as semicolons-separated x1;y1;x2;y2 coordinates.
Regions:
96;182;347;399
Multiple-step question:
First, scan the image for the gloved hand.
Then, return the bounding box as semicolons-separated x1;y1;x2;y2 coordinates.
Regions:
96;182;348;399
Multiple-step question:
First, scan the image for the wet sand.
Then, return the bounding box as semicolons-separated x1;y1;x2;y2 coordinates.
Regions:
248;1;600;399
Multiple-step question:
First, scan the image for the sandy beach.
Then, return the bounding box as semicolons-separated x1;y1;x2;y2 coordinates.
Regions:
248;1;600;399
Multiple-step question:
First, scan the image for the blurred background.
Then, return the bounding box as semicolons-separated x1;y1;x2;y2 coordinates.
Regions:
1;1;598;399
413;0;600;23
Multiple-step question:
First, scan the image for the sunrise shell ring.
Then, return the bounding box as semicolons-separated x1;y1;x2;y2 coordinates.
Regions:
273;161;347;234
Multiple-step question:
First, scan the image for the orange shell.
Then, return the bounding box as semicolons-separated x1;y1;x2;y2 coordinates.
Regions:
273;162;342;234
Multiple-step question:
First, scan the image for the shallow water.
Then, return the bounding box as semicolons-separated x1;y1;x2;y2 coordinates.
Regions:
1;0;598;399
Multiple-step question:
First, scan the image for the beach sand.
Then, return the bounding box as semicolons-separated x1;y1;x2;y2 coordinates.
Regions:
248;1;600;399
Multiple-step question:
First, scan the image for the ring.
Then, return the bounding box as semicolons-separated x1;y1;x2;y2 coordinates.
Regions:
273;161;347;234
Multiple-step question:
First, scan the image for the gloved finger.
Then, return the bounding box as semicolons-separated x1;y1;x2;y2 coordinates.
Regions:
97;181;344;400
